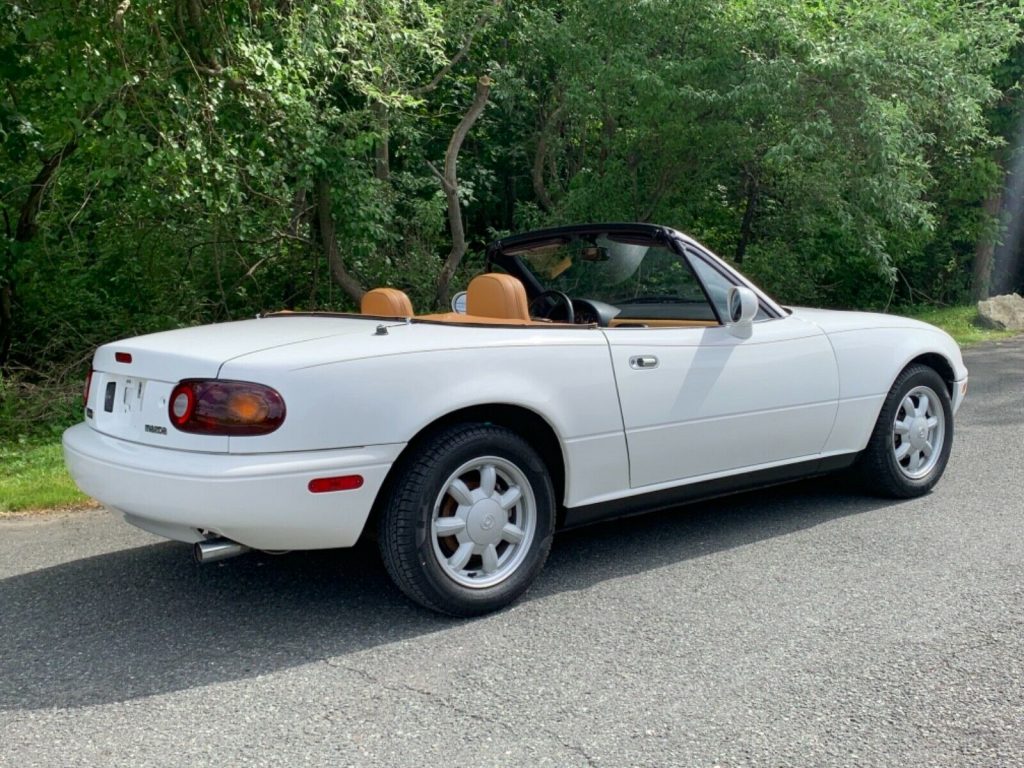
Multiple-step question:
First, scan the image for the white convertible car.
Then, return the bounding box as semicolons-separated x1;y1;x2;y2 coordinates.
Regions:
64;223;967;615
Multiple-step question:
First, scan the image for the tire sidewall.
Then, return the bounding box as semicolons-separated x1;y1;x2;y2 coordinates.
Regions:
402;425;555;614
877;367;954;495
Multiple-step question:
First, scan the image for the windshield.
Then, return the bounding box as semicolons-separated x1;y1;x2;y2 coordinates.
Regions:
511;233;717;322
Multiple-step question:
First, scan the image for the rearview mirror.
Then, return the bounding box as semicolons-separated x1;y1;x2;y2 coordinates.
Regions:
726;286;758;331
578;245;610;262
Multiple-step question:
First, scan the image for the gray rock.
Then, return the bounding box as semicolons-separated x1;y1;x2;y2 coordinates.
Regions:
977;293;1024;330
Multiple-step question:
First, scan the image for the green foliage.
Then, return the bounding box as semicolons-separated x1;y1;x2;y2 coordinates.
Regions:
902;304;1020;346
1;0;1023;509
0;438;88;513
499;0;1022;308
0;0;1021;423
0;369;81;442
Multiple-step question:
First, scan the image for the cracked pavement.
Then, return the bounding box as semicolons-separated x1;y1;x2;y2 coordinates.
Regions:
1;338;1023;766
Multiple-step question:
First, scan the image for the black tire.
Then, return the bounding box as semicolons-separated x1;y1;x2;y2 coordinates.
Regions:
377;423;555;617
857;364;954;498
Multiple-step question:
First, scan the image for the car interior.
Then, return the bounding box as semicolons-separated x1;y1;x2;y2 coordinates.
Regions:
354;229;754;328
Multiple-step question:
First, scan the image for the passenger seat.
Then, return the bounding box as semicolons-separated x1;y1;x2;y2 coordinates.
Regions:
361;288;414;318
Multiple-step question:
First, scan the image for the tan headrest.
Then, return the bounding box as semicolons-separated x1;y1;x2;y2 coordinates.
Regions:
466;274;531;322
361;287;413;317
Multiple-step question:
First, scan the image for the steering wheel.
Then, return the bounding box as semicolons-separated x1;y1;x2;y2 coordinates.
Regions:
529;290;575;324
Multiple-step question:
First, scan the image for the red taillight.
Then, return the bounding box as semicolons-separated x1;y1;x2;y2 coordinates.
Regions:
168;380;285;436
170;386;195;425
308;475;364;493
115;352;132;364
83;369;93;408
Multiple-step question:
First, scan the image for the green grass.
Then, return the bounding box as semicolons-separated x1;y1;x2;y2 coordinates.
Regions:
897;304;1019;347
0;438;91;514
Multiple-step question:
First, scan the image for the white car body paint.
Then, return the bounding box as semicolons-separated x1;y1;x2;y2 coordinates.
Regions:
789;308;968;454
605;314;839;488
64;245;968;553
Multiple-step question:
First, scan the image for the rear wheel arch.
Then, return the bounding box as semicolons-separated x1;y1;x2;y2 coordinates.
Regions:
375;419;557;615
365;404;567;538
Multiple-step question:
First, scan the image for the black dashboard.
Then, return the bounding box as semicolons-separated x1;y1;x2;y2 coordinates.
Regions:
571;299;620;327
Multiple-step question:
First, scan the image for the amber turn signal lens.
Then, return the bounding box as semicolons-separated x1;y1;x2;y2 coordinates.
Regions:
227;392;269;423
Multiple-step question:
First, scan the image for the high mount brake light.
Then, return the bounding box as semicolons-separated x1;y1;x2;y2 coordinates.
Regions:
168;380;285;436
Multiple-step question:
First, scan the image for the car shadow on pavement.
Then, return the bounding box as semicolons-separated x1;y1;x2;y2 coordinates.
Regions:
0;476;906;712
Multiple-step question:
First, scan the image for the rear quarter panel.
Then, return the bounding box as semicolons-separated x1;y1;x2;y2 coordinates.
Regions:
219;325;630;508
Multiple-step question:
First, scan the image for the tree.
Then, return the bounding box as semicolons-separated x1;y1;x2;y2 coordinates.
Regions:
0;0;1021;413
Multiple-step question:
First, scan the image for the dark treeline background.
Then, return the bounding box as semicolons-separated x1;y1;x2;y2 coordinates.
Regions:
3;0;1024;425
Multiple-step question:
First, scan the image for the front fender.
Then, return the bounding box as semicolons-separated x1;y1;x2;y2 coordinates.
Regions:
821;326;966;454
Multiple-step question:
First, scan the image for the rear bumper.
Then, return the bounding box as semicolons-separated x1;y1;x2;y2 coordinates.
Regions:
62;423;403;550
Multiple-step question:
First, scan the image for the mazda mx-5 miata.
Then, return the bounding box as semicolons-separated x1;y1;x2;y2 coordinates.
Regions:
64;223;967;615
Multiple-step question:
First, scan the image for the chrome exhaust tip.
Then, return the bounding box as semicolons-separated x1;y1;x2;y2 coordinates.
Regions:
193;537;250;564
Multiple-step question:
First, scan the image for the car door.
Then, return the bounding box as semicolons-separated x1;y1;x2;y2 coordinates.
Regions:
603;249;839;489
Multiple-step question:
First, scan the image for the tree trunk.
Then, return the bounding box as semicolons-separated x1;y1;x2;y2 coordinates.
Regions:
0;210;11;366
735;172;759;265
972;189;1002;302
372;102;390;182
288;186;308;239
0;138;79;365
598;111;616;177
314;178;364;303
532;102;563;212
17;139;78;242
0;282;12;366
434;76;492;308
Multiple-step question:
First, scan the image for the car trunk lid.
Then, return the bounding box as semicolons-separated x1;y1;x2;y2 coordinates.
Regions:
86;316;380;451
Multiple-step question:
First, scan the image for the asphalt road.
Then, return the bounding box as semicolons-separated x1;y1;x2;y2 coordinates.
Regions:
2;339;1023;767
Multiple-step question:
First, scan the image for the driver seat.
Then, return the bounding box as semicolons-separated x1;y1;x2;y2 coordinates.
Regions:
466;274;531;322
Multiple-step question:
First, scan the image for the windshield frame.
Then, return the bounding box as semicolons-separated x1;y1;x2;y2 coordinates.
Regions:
487;223;784;322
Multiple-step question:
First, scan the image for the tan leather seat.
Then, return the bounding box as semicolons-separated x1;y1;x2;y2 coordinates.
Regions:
361;287;413;317
466;274;531;322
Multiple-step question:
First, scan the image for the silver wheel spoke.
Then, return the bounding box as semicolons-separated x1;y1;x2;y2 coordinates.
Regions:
916;394;930;418
479;464;497;496
502;522;525;544
430;455;538;589
913;450;927;472
498;486;522;510
481;544;499;574
901;396;916;418
890;385;946;481
448;541;475;571
447;478;474;507
434;517;466;537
